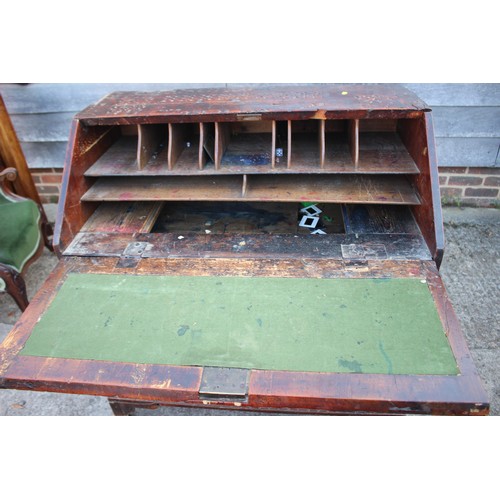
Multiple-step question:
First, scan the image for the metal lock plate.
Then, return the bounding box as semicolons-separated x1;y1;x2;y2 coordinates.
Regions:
123;241;151;257
199;367;249;401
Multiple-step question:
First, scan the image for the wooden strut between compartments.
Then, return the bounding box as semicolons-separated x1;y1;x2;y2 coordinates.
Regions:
348;119;359;167
137;124;165;170
215;122;231;170
242;174;248;197
287;120;292;168
168;123;190;171
318;120;326;168
198;123;206;170
271;121;276;168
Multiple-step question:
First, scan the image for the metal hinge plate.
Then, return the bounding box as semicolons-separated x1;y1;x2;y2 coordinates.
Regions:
199;367;249;401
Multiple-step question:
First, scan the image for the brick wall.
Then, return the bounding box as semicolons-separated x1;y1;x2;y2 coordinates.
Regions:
33;166;500;207
32;168;63;204
439;167;500;207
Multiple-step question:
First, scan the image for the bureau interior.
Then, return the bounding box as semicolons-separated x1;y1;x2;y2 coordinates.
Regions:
56;114;437;260
83;118;420;175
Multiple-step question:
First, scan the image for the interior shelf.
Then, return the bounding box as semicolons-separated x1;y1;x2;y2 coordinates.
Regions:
85;121;418;176
81;174;420;205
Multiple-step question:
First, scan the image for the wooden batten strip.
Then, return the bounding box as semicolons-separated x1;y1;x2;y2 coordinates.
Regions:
287;120;292;168
318;120;325;168
137;124;165;170
348;119;359;167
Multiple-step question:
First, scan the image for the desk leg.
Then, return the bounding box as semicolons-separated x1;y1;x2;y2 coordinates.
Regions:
108;398;136;416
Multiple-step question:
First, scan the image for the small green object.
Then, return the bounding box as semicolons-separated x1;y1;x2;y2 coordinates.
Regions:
300;202;317;208
21;273;458;375
323;215;333;222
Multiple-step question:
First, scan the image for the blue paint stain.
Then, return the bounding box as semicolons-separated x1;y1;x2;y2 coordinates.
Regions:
338;358;363;372
378;341;393;374
177;325;190;336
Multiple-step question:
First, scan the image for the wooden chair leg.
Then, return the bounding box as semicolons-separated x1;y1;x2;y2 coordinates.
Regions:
41;219;54;251
0;264;29;311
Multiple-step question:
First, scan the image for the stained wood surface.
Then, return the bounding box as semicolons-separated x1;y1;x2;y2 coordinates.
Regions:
398;113;444;266
84;130;420;176
152;201;298;235
219;133;272;168
53;122;119;254
63;231;431;261
75;85;427;125
81;201;163;233
215;122;231;169
80;174;420;205
168;123;189;170
3;84;498;170
138;124;166;170
0;258;489;415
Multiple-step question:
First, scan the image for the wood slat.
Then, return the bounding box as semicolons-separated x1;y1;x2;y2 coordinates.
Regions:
20;141;67;169
81;201;163;233
247;175;420;204
402;83;500;107
81;176;245;202
80;174;420;205
431;107;500;138
436;137;500;167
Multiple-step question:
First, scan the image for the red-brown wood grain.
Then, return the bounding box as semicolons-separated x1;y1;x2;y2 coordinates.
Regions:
76;85;428;125
0;258;489;415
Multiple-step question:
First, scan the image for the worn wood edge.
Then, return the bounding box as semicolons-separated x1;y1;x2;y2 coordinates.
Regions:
53;121;117;255
424;112;445;267
1;258;486;414
62;232;432;262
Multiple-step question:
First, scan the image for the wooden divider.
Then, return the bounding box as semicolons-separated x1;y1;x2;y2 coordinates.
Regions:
242;174;248;196
287;120;292;168
318;120;325;168
168;123;190;170
271;121;276;168
215;122;231;170
137;124;166;170
348;119;359;166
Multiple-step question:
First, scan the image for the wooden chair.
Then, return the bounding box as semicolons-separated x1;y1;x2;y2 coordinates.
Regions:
0;167;45;311
0;93;53;250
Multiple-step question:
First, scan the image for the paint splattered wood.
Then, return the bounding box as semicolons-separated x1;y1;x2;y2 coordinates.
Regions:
75;84;429;125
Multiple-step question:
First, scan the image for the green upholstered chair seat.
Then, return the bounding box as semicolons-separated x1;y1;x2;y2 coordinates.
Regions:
0;189;41;273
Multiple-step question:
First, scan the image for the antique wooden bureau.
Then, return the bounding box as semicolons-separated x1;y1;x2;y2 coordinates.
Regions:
0;84;489;415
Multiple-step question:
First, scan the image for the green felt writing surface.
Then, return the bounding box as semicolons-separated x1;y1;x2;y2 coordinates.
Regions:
21;273;458;375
